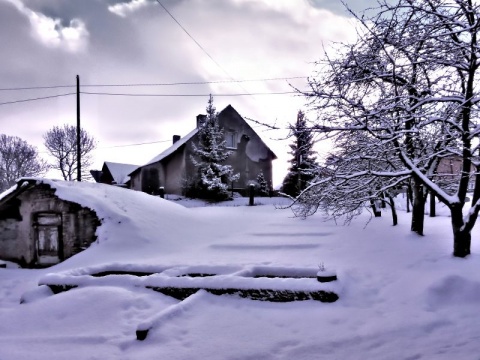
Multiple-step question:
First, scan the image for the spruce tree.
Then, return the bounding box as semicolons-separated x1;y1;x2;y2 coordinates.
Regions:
256;171;269;196
191;95;239;200
281;110;317;196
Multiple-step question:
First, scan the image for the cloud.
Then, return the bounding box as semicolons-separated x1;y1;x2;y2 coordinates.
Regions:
4;0;88;52
0;0;359;183
307;0;376;16
108;0;150;18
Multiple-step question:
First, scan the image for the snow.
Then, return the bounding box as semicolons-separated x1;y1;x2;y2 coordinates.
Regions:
144;128;198;166
103;161;139;185
1;181;480;359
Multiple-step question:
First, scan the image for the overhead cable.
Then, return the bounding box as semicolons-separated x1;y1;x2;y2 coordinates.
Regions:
0;76;307;91
80;91;299;97
0;93;75;106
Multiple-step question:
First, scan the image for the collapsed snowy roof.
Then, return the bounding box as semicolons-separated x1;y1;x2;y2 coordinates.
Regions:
103;161;139;184
1;178;203;268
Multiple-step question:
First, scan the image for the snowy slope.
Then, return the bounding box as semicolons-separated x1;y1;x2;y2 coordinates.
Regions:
1;184;480;359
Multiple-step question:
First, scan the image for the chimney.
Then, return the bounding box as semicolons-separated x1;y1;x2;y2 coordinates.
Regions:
196;114;207;128
173;135;181;144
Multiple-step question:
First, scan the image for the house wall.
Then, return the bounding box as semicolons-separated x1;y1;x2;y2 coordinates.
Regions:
146;163;166;194
181;109;274;193
0;185;99;267
436;157;463;176
217;109;274;188
130;170;141;191
164;148;187;194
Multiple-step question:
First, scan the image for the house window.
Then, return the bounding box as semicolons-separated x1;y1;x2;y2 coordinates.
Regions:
225;131;237;149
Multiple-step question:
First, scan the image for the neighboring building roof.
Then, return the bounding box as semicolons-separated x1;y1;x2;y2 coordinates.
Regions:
103;162;139;185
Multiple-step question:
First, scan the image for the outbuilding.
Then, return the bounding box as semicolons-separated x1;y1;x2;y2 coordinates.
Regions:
0;179;99;267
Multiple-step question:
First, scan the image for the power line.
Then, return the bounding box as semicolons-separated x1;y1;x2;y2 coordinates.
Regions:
38;139;171;154
0;85;73;91
154;0;235;82
154;0;260;98
0;93;75;106
80;91;299;97
83;76;306;87
0;89;300;107
0;76;307;91
99;139;171;149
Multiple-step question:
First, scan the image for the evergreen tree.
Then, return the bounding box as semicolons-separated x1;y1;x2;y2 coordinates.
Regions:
256;171;269;196
191;95;239;200
281;110;317;196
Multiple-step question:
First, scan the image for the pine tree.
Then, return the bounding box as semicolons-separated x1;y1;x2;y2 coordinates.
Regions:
281;110;317;196
256;171;269;196
191;95;239;200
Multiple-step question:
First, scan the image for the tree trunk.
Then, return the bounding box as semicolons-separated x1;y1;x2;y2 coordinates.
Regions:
380;192;386;208
370;199;381;217
451;205;471;257
410;179;425;235
386;194;398;226
453;229;471;258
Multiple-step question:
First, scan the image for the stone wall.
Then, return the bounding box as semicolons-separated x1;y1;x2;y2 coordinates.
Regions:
0;184;100;267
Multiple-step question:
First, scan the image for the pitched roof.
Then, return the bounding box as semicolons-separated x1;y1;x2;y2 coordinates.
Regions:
103;162;139;185
144;128;198;167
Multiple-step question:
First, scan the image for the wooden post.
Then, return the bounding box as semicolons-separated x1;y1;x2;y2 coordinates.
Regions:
76;75;81;182
159;187;165;199
249;184;254;206
406;185;411;213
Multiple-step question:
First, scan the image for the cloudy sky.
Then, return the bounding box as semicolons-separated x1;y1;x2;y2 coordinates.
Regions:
0;0;370;186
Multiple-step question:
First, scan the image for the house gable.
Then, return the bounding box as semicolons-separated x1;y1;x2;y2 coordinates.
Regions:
217;105;277;161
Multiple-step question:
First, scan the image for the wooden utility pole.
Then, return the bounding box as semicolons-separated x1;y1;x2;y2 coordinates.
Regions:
76;75;81;181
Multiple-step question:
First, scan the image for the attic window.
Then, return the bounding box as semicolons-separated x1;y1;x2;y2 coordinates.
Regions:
225;131;237;149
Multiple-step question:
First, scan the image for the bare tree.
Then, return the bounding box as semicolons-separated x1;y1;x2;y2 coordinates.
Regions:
300;0;480;257
292;131;406;226
0;134;48;191
43;124;96;181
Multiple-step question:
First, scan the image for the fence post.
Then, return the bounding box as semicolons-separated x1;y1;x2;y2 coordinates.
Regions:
429;191;436;217
159;187;165;199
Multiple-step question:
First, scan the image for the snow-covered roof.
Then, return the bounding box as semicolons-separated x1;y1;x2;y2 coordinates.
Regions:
143;128;198;167
103;161;139;185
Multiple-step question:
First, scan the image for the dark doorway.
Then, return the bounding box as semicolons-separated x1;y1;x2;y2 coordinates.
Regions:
35;213;63;265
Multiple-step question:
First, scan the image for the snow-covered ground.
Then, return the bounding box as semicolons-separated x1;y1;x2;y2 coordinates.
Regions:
1;183;480;360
